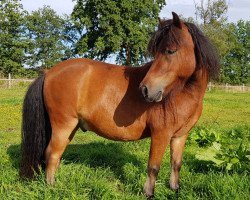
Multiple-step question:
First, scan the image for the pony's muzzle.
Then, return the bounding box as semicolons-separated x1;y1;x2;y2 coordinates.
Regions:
140;84;163;103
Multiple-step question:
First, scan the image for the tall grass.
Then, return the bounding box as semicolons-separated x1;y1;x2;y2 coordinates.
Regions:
0;86;249;199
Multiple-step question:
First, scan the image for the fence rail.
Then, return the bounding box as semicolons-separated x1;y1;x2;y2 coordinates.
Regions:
0;77;34;89
207;82;250;92
0;77;249;92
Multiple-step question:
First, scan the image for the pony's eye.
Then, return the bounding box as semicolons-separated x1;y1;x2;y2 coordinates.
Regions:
165;49;177;55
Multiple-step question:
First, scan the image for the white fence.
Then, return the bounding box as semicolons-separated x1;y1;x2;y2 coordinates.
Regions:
0;77;249;92
207;82;250;92
0;74;34;89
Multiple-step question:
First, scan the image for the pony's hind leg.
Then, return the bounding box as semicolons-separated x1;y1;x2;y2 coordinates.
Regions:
45;119;78;184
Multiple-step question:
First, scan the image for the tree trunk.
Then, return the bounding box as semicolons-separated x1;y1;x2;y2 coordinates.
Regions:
125;45;131;66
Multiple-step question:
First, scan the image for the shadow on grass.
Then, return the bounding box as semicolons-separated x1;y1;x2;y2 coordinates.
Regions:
7;144;21;169
7;142;144;181
184;152;221;173
63;142;145;181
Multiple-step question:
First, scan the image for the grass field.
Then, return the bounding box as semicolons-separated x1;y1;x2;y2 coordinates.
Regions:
0;85;249;199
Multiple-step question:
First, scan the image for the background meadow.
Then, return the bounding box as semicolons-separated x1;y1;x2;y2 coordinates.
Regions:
0;85;249;199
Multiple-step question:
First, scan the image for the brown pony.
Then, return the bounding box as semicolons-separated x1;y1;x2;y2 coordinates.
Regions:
20;12;219;197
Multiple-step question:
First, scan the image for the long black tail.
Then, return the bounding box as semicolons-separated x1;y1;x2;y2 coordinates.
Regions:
20;74;51;179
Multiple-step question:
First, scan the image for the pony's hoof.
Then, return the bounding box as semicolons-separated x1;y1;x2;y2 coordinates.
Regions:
46;177;55;185
169;181;179;192
143;186;154;198
144;192;154;199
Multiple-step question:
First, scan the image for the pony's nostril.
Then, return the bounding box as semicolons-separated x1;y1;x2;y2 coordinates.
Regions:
141;85;148;97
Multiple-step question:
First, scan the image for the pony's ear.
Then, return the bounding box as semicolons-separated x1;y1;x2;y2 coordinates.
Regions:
172;12;182;29
158;17;165;29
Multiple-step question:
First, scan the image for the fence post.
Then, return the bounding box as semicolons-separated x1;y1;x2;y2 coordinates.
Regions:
242;84;245;92
226;83;228;92
208;82;212;91
8;73;11;89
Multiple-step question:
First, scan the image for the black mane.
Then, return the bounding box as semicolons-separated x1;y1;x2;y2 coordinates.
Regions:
184;22;219;80
148;19;181;56
148;20;220;80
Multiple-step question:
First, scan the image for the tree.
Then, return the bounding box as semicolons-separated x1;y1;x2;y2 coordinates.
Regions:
25;6;70;69
63;15;82;59
202;21;232;58
71;0;166;66
0;0;27;77
194;0;233;83
194;0;230;57
194;0;228;24
194;0;249;84
222;21;250;84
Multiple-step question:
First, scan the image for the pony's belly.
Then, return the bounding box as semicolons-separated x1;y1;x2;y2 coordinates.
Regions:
79;119;148;141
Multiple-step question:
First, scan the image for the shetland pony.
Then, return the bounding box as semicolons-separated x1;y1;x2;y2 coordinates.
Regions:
20;12;219;197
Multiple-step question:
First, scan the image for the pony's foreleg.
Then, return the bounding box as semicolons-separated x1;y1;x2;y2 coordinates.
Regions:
169;134;188;191
45;119;78;184
143;132;169;197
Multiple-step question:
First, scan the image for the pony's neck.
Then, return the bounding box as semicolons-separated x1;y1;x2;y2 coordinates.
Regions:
167;67;208;102
189;67;208;91
183;67;209;99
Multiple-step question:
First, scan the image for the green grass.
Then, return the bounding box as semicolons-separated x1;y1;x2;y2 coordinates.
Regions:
0;86;249;199
199;91;250;129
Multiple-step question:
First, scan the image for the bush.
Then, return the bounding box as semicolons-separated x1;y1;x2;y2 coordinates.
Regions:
194;127;250;172
215;143;250;171
189;127;221;147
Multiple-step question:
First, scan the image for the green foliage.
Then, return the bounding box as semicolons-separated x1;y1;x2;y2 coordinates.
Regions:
194;0;249;85
194;0;228;24
0;0;249;85
195;0;231;61
221;20;250;84
189;127;221;147
0;0;28;76
215;143;250;171
194;126;250;172
0;1;72;76
227;126;250;142
201;21;232;58
25;6;70;69
71;0;166;65
196;141;250;172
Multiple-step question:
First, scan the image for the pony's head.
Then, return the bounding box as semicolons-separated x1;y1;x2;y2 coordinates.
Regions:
140;12;219;102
